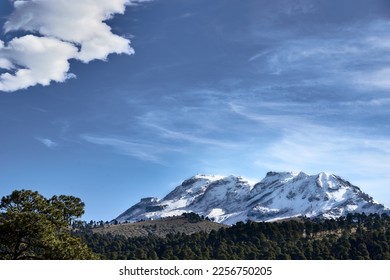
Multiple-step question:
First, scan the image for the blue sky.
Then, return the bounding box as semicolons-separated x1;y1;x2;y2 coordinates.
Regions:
1;0;390;221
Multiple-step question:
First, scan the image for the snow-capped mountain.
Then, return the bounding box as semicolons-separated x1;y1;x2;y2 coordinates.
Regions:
115;172;389;225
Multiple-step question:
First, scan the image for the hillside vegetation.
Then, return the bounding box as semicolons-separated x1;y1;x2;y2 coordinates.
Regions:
92;213;227;238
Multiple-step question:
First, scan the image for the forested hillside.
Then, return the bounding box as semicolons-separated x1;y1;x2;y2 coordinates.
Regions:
76;213;390;260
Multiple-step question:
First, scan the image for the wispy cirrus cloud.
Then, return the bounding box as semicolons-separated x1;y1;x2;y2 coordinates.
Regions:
229;100;390;197
144;123;240;149
355;67;390;90
35;137;58;149
0;0;147;92
81;134;182;164
247;15;390;96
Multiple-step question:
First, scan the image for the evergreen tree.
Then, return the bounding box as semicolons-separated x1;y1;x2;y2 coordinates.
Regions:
0;190;97;260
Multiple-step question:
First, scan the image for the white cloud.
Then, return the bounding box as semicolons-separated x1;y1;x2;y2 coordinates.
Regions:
0;57;13;70
0;0;143;92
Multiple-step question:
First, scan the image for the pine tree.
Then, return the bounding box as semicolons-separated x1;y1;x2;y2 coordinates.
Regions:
0;190;97;259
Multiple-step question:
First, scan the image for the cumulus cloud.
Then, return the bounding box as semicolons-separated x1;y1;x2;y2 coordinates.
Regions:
0;0;143;92
0;35;78;92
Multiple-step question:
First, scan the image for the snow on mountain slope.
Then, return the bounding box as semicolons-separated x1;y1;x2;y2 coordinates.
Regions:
115;172;389;225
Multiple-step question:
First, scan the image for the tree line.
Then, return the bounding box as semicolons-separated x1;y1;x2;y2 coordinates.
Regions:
76;213;390;260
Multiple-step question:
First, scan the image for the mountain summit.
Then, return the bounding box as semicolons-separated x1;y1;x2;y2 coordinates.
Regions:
115;172;389;225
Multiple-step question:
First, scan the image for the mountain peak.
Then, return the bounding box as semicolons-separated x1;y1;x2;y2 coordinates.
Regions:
264;171;307;182
115;171;389;224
